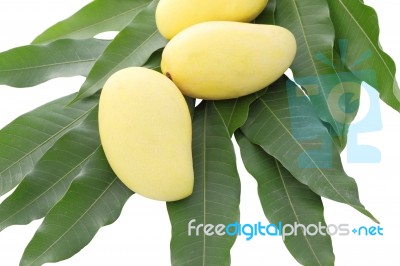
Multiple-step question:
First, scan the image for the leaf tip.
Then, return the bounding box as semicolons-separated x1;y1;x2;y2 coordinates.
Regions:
66;94;81;107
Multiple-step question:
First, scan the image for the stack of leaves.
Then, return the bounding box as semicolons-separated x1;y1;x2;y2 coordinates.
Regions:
0;0;398;265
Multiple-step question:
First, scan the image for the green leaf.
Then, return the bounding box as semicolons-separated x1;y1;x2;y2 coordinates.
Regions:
241;76;377;222
73;0;167;103
0;93;98;197
0;107;100;232
142;48;162;72
255;0;276;24
327;0;400;111
0;39;109;88
274;0;347;139
236;131;335;266
326;48;362;149
167;101;240;266
213;90;267;137
33;0;151;44
20;147;133;266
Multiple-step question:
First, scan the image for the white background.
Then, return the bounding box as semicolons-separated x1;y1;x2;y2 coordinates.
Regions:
0;1;399;265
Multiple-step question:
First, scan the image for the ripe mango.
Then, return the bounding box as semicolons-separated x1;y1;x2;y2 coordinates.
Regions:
161;22;297;100
156;0;269;40
99;67;194;201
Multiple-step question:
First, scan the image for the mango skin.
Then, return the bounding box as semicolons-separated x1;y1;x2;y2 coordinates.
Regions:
99;67;194;201
156;0;268;40
161;22;297;100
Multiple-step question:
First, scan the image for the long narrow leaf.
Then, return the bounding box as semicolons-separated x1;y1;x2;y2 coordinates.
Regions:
20;147;133;266
33;0;151;44
73;0;167;103
261;0;361;149
274;0;347;138
241;76;377;222
0;93;98;197
327;0;400;111
236;131;335;266
167;101;240;266
0;39;109;88
0;108;100;231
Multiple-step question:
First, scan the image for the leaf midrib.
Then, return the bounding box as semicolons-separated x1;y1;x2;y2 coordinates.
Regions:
258;97;351;206
0;104;98;178
337;0;395;80
28;176;117;265
80;30;159;97
213;102;235;136
36;2;149;44
274;159;322;266
0;145;100;228
289;0;342;134
202;103;208;266
226;99;238;133
0;59;96;73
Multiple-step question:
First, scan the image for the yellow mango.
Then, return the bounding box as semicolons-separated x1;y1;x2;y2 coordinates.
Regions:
156;0;269;40
99;67;194;201
161;22;297;100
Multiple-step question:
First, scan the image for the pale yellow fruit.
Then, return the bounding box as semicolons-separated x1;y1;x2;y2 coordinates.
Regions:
156;0;269;40
99;67;194;201
161;22;297;100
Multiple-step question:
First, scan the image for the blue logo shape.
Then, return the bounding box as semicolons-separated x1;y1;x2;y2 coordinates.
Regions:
286;39;382;167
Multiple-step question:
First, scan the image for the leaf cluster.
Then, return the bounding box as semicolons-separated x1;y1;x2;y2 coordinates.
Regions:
0;0;398;265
